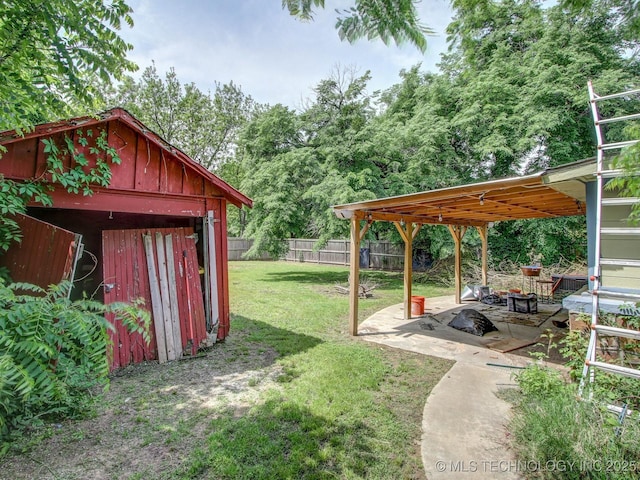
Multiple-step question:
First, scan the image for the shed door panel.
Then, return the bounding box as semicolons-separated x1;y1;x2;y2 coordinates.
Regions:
102;229;151;368
102;227;207;369
0;213;82;290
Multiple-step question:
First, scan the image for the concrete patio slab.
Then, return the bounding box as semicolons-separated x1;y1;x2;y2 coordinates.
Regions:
358;295;569;480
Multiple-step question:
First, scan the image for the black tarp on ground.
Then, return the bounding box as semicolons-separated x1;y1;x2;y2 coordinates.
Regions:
448;309;499;336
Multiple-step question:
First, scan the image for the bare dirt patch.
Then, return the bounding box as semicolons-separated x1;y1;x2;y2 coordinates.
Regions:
1;332;284;480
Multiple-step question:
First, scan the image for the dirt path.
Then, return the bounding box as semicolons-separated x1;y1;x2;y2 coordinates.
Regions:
1;332;284;480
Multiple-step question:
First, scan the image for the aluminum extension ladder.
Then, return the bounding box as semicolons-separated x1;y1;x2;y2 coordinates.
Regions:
579;81;640;397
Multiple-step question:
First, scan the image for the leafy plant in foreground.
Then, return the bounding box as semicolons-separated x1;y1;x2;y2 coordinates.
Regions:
510;365;640;480
560;312;640;409
0;279;150;445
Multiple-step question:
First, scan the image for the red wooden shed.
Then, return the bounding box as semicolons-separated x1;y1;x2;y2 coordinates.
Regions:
0;108;252;369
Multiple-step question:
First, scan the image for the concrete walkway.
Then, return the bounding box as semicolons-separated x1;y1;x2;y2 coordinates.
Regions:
358;295;568;480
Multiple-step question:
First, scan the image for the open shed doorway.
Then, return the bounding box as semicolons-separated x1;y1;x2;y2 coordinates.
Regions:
21;207;218;368
24;207;199;297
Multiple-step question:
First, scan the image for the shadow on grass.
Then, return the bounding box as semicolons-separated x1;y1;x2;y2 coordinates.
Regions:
232;314;324;357
110;316;324;401
174;398;378;479
0;318;330;479
265;268;403;290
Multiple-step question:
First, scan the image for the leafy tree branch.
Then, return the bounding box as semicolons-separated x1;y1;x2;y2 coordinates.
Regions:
0;0;138;133
0;128;122;251
283;0;433;51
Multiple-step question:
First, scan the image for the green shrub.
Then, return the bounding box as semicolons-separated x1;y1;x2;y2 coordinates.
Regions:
0;279;150;443
514;363;565;399
510;366;640;480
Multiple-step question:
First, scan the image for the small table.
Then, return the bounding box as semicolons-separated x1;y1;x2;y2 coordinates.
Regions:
536;280;555;304
521;266;542;294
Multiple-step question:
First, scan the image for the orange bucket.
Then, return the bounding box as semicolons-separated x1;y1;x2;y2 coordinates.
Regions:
411;295;425;316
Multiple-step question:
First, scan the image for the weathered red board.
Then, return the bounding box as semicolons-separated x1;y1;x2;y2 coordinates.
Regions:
0;213;80;289
102;227;207;369
0;109;252;368
0;109;251;209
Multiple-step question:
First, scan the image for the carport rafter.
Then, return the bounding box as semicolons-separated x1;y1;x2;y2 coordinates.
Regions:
356;210;485;227
334;160;593;336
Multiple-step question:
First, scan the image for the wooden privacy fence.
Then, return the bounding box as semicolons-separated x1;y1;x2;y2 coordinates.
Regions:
227;238;432;271
227;238;272;261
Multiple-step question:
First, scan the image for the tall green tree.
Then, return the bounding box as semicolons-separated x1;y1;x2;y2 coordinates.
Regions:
238;68;387;255
301;68;381;243
285;0;639;54
560;0;640;38
428;0;639;262
239;104;321;257
0;0;137;133
239;0;639;260
109;64;259;171
0;0;138;251
442;0;639;178
379;67;474;189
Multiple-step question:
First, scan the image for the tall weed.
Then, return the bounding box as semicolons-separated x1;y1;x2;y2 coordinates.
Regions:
510;364;640;480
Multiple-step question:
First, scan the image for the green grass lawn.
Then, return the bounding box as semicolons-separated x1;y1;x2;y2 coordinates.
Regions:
173;261;454;479
1;260;453;480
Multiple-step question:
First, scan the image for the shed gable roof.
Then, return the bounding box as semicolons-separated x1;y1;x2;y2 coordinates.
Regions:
0;108;252;209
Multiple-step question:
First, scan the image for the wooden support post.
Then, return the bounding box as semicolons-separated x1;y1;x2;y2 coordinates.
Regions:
349;216;361;336
395;221;414;320
348;215;373;335
476;224;488;287
447;225;467;304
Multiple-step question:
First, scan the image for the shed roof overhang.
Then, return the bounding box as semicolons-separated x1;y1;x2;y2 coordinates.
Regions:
333;159;594;225
0;108;253;209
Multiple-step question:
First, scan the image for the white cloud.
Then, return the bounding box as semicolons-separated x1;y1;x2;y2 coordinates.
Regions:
120;0;454;108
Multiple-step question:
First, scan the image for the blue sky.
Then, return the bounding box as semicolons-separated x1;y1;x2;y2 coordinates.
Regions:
120;0;454;109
